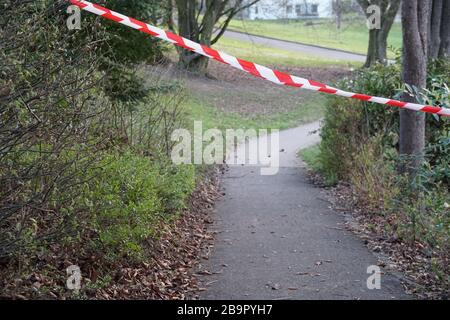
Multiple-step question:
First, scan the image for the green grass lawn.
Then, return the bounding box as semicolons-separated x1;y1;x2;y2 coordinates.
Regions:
184;95;327;156
214;37;361;68
182;36;341;132
227;18;402;57
298;144;322;171
298;144;338;185
185;94;327;132
181;34;351;136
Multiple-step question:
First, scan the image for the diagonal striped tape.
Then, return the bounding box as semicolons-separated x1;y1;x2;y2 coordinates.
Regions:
69;0;450;117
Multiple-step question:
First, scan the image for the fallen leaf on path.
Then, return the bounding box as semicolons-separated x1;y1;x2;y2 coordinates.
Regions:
271;283;281;290
196;270;213;276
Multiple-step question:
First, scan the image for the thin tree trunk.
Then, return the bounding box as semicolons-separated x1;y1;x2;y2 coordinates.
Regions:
176;0;207;72
429;0;443;59
359;0;400;67
365;28;389;67
399;0;431;174
439;0;450;58
335;0;342;30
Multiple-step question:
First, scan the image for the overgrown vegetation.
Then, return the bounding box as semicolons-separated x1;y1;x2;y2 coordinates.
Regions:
309;58;449;295
0;0;198;298
87;154;195;261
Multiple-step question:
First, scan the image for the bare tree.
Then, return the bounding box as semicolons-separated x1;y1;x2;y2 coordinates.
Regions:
399;0;432;174
333;0;343;29
173;0;260;73
357;0;401;67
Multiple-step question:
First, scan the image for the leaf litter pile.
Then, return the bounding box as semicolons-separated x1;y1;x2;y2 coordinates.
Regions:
0;168;222;300
306;171;449;300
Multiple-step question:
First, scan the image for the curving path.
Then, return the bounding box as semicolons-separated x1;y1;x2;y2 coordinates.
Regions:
198;121;410;300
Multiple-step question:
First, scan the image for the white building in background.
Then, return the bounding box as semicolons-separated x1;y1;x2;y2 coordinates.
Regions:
238;1;403;24
240;0;335;20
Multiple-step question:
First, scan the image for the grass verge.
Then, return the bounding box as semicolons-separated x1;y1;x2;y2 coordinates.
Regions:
227;18;402;58
298;143;338;186
298;144;322;171
185;94;327;131
215;37;362;68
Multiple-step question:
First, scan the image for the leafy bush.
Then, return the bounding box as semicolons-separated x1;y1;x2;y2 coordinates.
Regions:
98;0;170;111
319;99;364;183
87;153;195;260
100;0;169;66
422;136;450;187
318;62;402;183
393;174;449;280
0;0;113;257
320;59;449;188
348;135;399;212
0;1;191;261
317;59;450;287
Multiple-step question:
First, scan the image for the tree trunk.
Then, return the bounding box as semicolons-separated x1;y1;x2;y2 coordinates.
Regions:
358;0;400;67
176;0;209;73
399;0;431;174
179;51;210;72
429;0;443;59
365;28;388;67
439;0;450;58
175;0;260;73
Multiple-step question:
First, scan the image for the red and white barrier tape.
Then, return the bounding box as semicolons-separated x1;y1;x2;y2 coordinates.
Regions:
69;0;450;117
